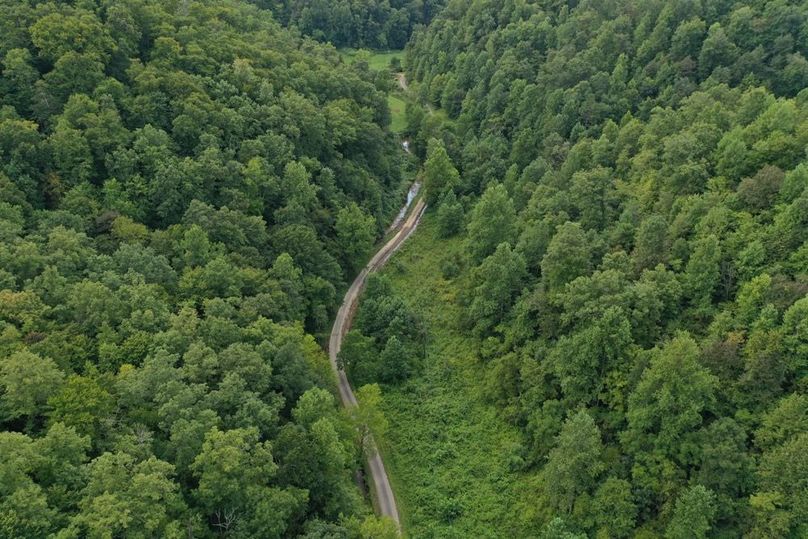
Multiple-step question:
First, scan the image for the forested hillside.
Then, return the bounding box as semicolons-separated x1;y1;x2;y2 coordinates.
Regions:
394;0;808;536
255;0;446;49
4;0;808;536
0;0;404;537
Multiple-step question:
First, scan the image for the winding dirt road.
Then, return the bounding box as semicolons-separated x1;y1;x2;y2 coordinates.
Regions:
396;72;408;91
395;72;433;114
328;194;427;530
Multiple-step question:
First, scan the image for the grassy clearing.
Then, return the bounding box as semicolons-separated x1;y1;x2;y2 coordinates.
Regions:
369;216;542;538
339;48;404;71
339;48;408;135
388;94;407;134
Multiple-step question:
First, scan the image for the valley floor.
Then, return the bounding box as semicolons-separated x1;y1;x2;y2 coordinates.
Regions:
370;217;542;538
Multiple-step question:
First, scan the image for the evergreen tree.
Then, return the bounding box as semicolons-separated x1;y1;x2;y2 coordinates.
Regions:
423;138;460;206
541;410;604;514
466;184;516;264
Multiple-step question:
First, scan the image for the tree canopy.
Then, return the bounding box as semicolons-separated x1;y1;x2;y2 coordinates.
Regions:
398;0;808;535
0;0;406;536
258;0;447;49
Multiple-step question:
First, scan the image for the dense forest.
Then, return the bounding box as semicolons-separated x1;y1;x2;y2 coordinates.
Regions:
0;0;405;537
3;0;808;537
387;0;808;536
254;0;447;49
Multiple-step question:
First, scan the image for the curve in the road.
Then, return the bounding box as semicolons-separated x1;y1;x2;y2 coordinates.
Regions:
328;195;427;530
396;72;409;91
395;72;433;114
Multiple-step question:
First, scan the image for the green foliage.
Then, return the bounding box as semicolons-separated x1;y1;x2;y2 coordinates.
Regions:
464;242;527;337
623;335;718;506
540;518;586;539
192;427;276;509
684;235;722;311
340;49;404;72
387;94;407;134
633;215;669;271
755;393;808;451
592;477;637;538
540;410;604;514
0;350;63;423
549;306;633;409
666;485;717;539
335;202;376;273
541;222;591;294
352;384;389;455
466;184;516;264
29;10;115;64
264;1;447;49
47;374;114;441
340;275;424;385
401;1;808;533
353;219;542;537
67;453;188;538
378;336;413;383
0;483;59;538
0;0;407;535
5;0;808;535
423;138;460;206
338;330;378;385
752;433;808;538
435;191;464;238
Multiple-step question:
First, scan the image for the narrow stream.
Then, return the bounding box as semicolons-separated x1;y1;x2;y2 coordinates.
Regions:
387;181;421;234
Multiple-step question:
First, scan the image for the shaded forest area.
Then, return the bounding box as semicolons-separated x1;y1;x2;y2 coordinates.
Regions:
254;0;447;49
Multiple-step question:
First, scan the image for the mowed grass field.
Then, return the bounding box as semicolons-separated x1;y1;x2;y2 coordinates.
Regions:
339;48;404;71
368;217;542;538
388;95;407;134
